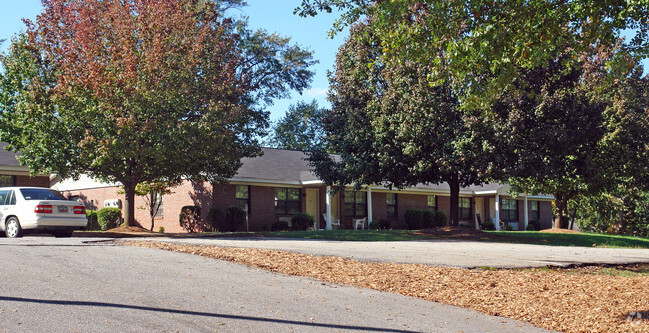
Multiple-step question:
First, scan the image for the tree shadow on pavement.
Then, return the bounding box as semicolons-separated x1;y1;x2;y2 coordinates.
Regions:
0;296;417;332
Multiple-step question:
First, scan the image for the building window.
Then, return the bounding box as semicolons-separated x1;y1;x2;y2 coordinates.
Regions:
0;175;15;187
427;195;437;210
344;191;367;217
275;188;300;215
235;185;250;213
531;201;540;221
459;197;471;220
502;199;518;221
386;193;397;218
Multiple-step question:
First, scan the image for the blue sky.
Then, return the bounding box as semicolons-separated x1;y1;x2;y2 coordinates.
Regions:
0;0;346;123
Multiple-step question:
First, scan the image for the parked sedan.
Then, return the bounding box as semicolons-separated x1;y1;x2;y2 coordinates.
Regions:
0;187;87;238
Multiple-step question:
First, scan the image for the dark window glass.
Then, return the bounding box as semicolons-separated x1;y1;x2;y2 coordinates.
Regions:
502;199;518;221
275;188;300;215
0;190;9;205
345;191;367;217
6;190;15;205
531;201;540;221
0;175;15;187
386;193;397;218
459;197;471;220
20;188;66;201
235;185;250;213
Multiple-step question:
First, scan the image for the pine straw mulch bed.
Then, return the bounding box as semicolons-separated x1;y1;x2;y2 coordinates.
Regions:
123;240;649;332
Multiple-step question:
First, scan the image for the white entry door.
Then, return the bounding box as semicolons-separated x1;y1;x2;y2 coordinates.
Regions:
306;189;320;229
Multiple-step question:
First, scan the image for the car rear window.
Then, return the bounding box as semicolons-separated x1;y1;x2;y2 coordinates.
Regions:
20;188;67;201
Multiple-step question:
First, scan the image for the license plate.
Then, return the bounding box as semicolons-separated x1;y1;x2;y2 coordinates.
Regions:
58;206;68;213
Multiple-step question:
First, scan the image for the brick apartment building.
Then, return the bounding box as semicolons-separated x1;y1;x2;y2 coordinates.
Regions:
52;148;554;233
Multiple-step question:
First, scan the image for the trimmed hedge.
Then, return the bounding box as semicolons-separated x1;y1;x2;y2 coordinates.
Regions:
369;219;391;230
223;206;245;232
291;212;314;231
205;207;222;232
179;205;202;233
482;221;496;230
405;209;447;230
271;220;289;231
85;210;100;231
97;207;122;230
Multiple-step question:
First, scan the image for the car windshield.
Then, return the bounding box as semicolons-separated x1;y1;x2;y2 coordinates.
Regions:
20;188;67;201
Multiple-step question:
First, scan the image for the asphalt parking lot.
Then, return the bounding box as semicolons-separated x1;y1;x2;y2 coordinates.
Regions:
0;236;553;332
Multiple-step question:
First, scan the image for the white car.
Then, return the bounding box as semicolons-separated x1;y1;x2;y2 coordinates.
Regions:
0;187;88;238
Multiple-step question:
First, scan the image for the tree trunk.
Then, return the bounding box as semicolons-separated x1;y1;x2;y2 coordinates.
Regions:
447;175;460;227
553;192;568;229
149;191;155;232
123;181;136;227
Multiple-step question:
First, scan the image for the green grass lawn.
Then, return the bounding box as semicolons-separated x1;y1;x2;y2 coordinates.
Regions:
256;229;649;249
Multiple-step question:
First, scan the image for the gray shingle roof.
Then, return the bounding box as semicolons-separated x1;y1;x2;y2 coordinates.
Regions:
0;143;21;167
235;148;507;193
235;148;319;182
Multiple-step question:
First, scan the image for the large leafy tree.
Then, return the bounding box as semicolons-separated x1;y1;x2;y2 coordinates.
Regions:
310;23;492;226
490;55;608;229
264;99;327;151
0;0;315;226
296;0;649;109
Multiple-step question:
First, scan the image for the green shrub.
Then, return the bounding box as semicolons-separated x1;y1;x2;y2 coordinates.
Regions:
525;224;536;231
223;206;245;232
504;225;514;231
205;207;222;232
158;226;165;233
482;221;496;231
529;220;541;231
431;210;447;227
85;210;100;231
421;210;435;228
405;208;424;230
179;206;202;233
291;212;314;231
271;220;289;231
369;221;379;230
97;207;122;230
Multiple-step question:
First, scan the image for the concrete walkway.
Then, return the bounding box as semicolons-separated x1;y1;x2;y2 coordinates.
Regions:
131;237;649;268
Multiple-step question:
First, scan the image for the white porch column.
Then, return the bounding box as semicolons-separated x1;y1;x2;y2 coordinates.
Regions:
524;193;529;231
367;186;373;227
326;186;332;230
495;194;501;231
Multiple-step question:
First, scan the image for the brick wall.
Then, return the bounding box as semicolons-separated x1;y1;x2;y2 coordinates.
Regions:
16;175;50;187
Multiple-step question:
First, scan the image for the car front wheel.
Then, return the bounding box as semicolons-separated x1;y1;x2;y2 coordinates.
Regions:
5;217;23;238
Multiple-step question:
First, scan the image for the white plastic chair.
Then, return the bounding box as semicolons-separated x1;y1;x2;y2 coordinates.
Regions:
322;214;340;229
353;217;367;230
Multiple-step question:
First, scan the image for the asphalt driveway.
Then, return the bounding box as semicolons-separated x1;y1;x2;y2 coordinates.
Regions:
0;237;551;332
136;237;649;268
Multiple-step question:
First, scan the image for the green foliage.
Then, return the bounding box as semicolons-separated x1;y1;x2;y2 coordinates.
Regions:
271;220;290;231
481;221;496;231
405;209;446;230
158;226;165;233
368;219;391;230
504;225;514;231
205;207;222;232
405;209;424;230
526;224;536;231
223;206;245;232
296;0;648;110
573;190;649;238
291;212;314;231
265;100;328;151
85;210;100;231
179;206;202;233
97;208;122;231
